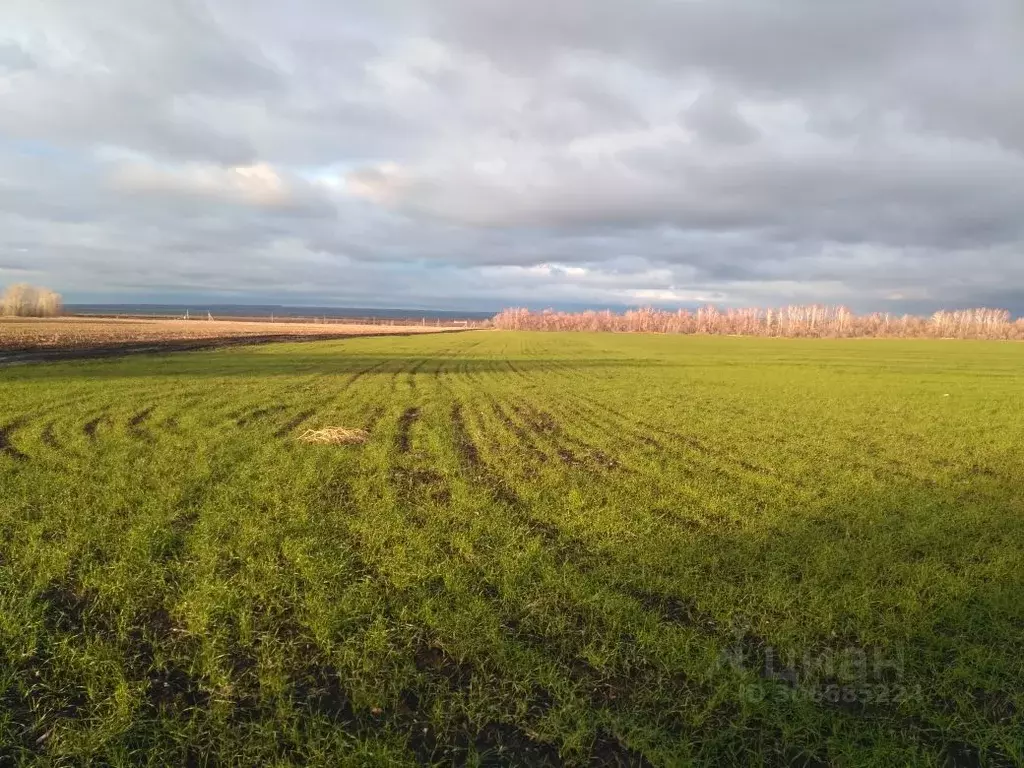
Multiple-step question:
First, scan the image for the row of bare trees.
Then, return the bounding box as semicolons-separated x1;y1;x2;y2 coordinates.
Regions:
1;284;64;317
492;306;1024;340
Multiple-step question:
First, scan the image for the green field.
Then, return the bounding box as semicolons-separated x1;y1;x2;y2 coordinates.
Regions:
2;332;1023;766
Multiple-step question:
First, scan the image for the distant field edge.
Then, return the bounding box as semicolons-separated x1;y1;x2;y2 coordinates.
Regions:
0;328;477;367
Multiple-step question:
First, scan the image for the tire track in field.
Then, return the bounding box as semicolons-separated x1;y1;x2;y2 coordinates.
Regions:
573;398;769;492
128;406;156;429
395;407;420;454
337;352;434;442
428;353;698;575
553;394;665;452
24;396;137;455
323;358;403;437
406;358;428;394
482;357;729;529
386;361;403;395
470;358;631;474
491;574;751;759
73;391;179;443
486;364;796;524
488;395;618;476
473;360;720;540
426;539;698;767
547;393;660;451
0;418;30;461
503;359;530;382
404;550;663;766
361;403;387;432
539;376;807;496
507;402;624;473
390;464;453;524
593;397;805;489
83;412;110;441
448;401;598;566
382;355;459;516
118;391;179;436
187;392;254;431
72;396;123;441
273;409;317;438
389;405;453;526
340;358;391;391
125;406;158;442
220;378;298;425
40;421;60;450
235;404;288;427
15;581;208;751
265;372;347;438
487;399;548;467
439;352;567;480
261;608;564;768
265;372;345;437
154;441;257;564
539;356;818;490
160;393;207;431
450;402;537;514
1;399;87;460
439;553;724;768
408;344;457;385
456;375;730;631
258;372;333;438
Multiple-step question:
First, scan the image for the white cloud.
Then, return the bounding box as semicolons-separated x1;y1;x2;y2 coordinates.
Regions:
1;0;1023;312
110;161;299;208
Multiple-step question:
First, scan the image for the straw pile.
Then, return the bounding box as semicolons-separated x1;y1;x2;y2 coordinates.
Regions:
297;427;369;445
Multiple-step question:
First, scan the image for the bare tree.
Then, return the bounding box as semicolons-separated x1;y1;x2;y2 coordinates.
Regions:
35;288;63;317
1;284;64;317
492;305;1023;340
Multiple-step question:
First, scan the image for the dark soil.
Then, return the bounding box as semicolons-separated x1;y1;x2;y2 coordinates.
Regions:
0;329;470;367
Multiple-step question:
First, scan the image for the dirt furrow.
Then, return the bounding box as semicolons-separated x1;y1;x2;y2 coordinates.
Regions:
340;359;391;391
395;407;420;454
0;419;29;460
83;413;108;440
40;421;60;450
508;402;625;473
236;404;287;427
273;409;317;438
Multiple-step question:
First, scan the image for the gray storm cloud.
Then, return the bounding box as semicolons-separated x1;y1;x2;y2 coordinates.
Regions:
1;0;1022;311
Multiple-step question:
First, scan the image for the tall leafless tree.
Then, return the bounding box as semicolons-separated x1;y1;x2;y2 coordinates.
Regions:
1;284;64;317
492;305;1023;340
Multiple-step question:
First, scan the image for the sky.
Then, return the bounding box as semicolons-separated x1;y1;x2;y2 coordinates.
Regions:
1;0;1023;313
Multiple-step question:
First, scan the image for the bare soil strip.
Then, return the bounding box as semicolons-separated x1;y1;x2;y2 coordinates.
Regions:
395;407;420;453
0;319;470;366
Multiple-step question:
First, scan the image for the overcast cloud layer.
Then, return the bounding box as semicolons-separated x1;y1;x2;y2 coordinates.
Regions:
1;0;1023;311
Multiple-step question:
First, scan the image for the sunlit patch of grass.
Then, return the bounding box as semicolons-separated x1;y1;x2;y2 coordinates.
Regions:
1;333;1023;766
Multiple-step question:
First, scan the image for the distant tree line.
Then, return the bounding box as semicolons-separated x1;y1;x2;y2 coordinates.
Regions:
493;305;1024;340
1;284;64;317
